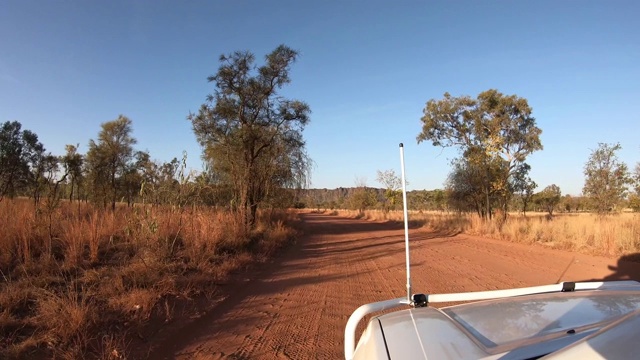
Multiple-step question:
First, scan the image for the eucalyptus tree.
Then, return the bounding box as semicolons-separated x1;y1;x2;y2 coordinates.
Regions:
634;163;640;194
631;163;640;211
376;169;403;212
535;184;561;216
511;163;537;215
120;150;152;207
189;45;311;227
62;144;84;202
86;115;137;210
30;152;60;206
0;121;45;201
583;143;632;213
417;90;542;219
347;178;378;215
445;157;492;215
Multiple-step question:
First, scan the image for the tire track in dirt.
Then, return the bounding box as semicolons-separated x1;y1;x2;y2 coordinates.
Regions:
150;213;640;359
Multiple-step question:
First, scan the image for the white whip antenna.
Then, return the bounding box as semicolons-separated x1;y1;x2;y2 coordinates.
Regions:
399;143;411;302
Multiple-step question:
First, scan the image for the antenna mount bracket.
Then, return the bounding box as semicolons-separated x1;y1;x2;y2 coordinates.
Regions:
412;293;428;308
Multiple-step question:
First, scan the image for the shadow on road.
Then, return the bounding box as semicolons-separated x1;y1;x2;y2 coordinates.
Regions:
603;253;640;281
575;253;640;282
301;212;428;235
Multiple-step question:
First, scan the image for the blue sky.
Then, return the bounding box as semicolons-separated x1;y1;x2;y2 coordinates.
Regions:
1;1;638;195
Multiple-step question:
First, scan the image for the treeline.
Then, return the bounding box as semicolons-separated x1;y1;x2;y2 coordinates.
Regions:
297;188;447;212
298;140;640;218
298;186;607;214
447;141;639;215
414;90;640;218
0;45;313;359
4;70;639;226
0;118;227;211
0;117;309;214
0;45;313;228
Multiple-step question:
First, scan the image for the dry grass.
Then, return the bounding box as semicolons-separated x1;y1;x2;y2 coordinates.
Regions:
489;213;640;255
334;209;640;256
0;199;299;359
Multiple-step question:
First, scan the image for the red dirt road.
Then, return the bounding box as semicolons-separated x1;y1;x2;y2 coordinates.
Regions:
151;213;640;359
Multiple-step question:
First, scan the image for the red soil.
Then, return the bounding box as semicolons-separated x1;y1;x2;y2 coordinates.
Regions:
148;213;640;359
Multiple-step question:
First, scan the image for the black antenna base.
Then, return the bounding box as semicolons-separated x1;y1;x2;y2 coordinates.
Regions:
412;293;428;308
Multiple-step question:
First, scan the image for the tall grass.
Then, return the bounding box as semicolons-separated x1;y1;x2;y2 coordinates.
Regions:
0;199;299;359
335;209;640;256
489;213;640;255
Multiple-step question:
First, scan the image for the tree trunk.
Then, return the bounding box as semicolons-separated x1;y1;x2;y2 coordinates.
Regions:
502;201;508;222
69;178;75;202
484;185;491;220
249;202;258;227
111;171;116;212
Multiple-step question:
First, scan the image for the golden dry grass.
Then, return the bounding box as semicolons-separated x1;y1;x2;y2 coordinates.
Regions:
335;209;640;257
0;199;299;359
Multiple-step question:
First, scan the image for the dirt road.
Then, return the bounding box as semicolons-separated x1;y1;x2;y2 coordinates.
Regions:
151;213;640;359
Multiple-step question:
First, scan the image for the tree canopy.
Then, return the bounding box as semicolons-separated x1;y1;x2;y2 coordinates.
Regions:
376;169;404;212
0;121;45;201
534;184;561;216
417;89;542;218
86;115;137;210
62;144;84;202
511;163;537;215
583;143;632;213
629;163;640;212
189;45;311;227
445;157;488;215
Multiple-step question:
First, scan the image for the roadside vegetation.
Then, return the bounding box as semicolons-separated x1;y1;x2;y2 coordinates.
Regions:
3;45;639;357
301;90;639;257
0;200;298;359
312;138;639;258
0;45;310;359
333;209;639;257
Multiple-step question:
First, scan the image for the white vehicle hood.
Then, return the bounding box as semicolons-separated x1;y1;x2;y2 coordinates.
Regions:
371;290;640;359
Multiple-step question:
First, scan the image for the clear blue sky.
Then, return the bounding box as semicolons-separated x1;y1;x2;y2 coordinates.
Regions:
1;1;638;195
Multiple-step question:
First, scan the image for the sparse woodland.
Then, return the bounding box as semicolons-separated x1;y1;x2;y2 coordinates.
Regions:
0;46;308;359
303;91;639;260
1;49;639;359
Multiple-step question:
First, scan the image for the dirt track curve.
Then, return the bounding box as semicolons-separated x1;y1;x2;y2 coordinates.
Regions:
150;213;640;359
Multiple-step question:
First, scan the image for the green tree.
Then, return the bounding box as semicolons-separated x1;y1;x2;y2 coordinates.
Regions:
431;189;447;211
627;163;640;212
29;152;58;206
0;121;46;201
511;163;537;215
535;184;561;216
189;45;311;227
445;157;492;215
417;90;542;219
121;150;151;207
629;194;640;212
138;156;174;206
633;163;640;195
582;143;632;214
86;115;137;210
376;169;403;212
573;196;589;212
62;144;84;202
347;179;378;215
560;195;576;213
